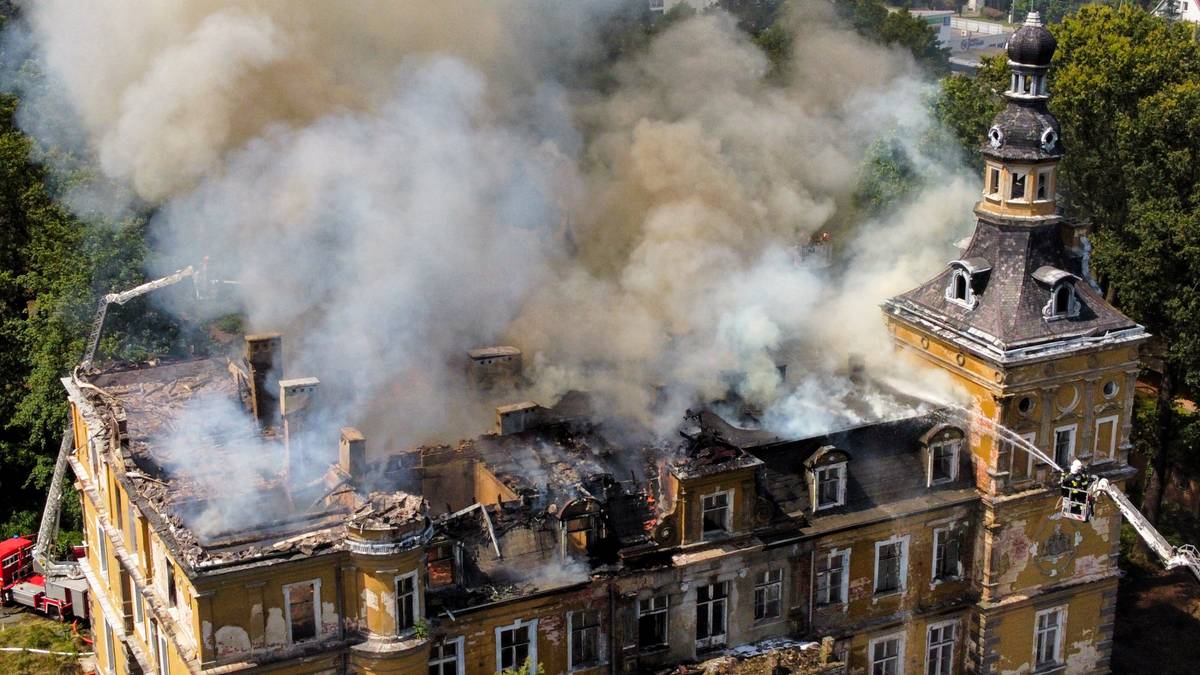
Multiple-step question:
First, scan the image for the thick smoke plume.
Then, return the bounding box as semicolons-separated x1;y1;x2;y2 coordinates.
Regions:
9;1;975;474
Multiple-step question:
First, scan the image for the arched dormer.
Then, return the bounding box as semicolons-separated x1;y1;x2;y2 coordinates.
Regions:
945;258;991;309
1032;266;1081;320
805;445;850;512
920;424;966;487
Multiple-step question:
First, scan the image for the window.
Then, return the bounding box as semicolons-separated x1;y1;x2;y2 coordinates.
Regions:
127;503;138;556
754;569;782;621
1035;607;1065;668
1010;171;1027;200
952;271;968;301
283;580;319;644
638;595;669;650
869;633;904;675
396;571;419;633
103;619;116;675
156;623;170;675
1036;169;1052;201
1094;415;1118;462
987;167;1001;196
1011;431;1038;478
429;637;463;675
95;523;108;576
928;440;959;485
874;537;908;595
132;580;144;631
933;527;961;580
1053;425;1077;468
695;581;728;650
427;543;456;588
496;619;536;673
815;549;849;606
1053;285;1071;316
926;621;956;675
165;558;177;608
701;491;731;537
569;610;600;669
814;463;846;510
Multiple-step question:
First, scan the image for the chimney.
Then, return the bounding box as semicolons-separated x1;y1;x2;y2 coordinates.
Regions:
339;427;366;480
467;346;522;391
245;333;283;428
280;377;319;485
495;401;539;435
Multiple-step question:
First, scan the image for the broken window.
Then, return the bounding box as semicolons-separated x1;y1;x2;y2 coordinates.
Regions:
870;634;903;675
569;610;600;669
933;527;960;580
754;569;782;620
814;463;845;510
816;549;848;606
695;581;728;650
987;167;1001;196
1035;607;1064;667
165;558;177;608
929;440;959;485
497;620;534;672
429;637;462;675
1053;425;1076;468
926;622;956;675
426;543;455;589
1010;171;1027;200
396;572;418;633
874;538;906;595
284;580;318;644
1036;169;1052;200
638;595;669;650
701;491;730;537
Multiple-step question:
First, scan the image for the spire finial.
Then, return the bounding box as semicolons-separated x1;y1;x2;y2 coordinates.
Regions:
1025;11;1042;27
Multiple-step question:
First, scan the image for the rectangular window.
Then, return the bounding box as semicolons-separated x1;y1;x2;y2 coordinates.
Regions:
1011;431;1038;478
695;581;728;650
701;491;731;537
1011;171;1027;200
157;625;170;675
814;464;846;510
127;503;138;556
1035;607;1065;667
396;572;418;633
926;621;956;675
103;619;116;675
496;620;535;672
96;523;108;576
816;549;849;606
427;543;455;588
638;595;669;650
874;537;907;595
870;634;904;675
988;167;1001;195
134;586;145;640
429;637;462;675
284;580;319;644
1054;425;1077;468
569;610;600;669
929;441;959;485
1036;169;1052;201
754;569;782;620
165;558;177;608
933;527;961;581
1094;415;1118;462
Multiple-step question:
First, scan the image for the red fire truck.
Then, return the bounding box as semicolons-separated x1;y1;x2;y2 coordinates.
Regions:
0;536;89;621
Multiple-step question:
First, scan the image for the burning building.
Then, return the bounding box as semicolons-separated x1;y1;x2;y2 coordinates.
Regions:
62;13;1140;675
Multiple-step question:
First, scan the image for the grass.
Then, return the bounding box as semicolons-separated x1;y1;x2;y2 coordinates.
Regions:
0;613;89;675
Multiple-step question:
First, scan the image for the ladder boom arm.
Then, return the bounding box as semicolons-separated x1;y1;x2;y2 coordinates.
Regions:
1094;478;1200;582
80;265;196;369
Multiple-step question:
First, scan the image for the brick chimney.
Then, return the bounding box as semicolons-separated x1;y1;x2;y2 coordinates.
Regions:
279;377;319;485
339;427;366;481
244;333;283;428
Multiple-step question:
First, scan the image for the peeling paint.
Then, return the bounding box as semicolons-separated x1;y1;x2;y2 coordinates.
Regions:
265;607;287;649
202;620;213;651
215;625;252;659
320;601;339;636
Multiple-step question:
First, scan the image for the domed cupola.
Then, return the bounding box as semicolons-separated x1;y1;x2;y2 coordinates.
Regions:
978;12;1063;219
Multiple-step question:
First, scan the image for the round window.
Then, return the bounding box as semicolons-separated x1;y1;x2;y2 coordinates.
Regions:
1017;396;1034;415
1103;380;1118;398
988;126;1004;149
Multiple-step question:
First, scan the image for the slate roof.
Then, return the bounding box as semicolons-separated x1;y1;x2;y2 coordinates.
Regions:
1007;12;1056;67
886;214;1141;360
982;100;1062;162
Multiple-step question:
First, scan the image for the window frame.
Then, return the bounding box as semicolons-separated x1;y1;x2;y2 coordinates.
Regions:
873;535;909;596
394;570;420;635
1035;168;1053;202
637;595;669;651
1053;424;1077;469
868;631;906;675
694;580;729;651
282;579;321;645
927;439;960;486
753;568;783;621
1034;606;1066;669
95;521;109;577
700;489;733;538
103;618;116;675
567;609;601;671
1009;168;1029;202
932;526;961;582
925;620;957;675
815;548;850;607
157;623;170;675
813;462;847;511
986;166;1002;198
428;636;465;675
1093;414;1119;463
495;618;538;674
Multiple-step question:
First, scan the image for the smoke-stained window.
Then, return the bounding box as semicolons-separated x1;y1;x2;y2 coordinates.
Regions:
874;536;908;595
426;543;456;589
395;571;418;633
1053;425;1076;468
933;527;961;581
638;596;669;650
283;579;319;644
701;491;731;537
869;633;904;675
569;610;600;669
496;619;536;672
928;440;960;485
814;463;846;511
754;569;782;620
1035;607;1065;667
815;549;849;606
695;581;728;651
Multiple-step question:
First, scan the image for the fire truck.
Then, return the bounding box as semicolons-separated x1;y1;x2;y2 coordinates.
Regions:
0;535;88;620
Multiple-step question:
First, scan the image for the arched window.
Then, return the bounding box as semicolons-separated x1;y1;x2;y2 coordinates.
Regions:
946;259;990;310
953;272;968;301
1053;285;1071;315
1033;266;1080;321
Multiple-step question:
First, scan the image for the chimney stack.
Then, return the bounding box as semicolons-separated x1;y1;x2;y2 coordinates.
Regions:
245;333;283;428
280;377;319;485
467;346;522;391
495;401;539;435
339;427;366;481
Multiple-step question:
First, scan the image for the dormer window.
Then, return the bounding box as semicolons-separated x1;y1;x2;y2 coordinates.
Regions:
945;258;991;310
806;445;850;512
1033;266;1081;320
921;425;965;488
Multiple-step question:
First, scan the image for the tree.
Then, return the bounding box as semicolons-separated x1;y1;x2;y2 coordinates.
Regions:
931;53;1009;170
833;0;952;74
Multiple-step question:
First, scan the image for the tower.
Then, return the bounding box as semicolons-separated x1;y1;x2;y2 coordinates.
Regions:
883;13;1148;674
